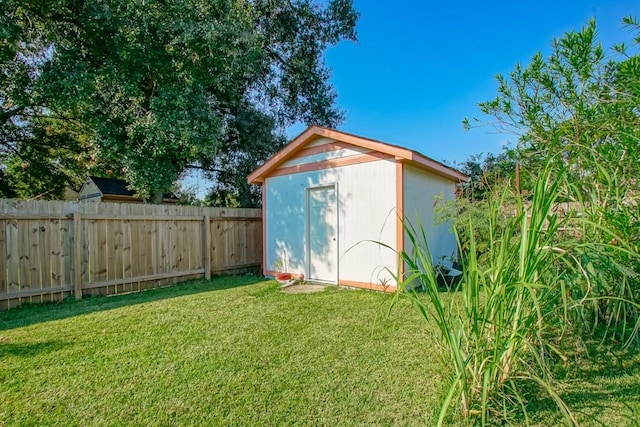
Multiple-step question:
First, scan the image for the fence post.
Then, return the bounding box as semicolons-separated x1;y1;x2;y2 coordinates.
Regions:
73;212;83;299
204;213;211;280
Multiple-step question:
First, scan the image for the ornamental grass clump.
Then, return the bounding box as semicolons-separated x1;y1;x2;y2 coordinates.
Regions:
392;165;638;425
569;162;640;346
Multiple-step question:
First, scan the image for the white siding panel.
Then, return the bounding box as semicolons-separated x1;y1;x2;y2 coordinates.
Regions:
403;165;457;267
265;159;397;285
265;177;307;274
338;160;397;285
279;146;372;168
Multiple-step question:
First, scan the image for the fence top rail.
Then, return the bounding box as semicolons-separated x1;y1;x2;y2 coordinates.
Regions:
81;214;206;221
0;198;261;218
80;214;262;221
0;213;262;221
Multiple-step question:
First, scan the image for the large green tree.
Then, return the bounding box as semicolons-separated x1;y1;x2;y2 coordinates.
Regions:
466;18;640;198
1;0;358;203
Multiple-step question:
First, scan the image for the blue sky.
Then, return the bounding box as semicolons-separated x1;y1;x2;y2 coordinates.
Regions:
288;0;638;165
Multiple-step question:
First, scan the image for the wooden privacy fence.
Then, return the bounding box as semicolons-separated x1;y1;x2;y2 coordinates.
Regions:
0;199;262;310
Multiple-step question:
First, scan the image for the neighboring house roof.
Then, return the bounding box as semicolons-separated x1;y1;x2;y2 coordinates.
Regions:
79;176;178;201
90;176;137;197
247;126;468;184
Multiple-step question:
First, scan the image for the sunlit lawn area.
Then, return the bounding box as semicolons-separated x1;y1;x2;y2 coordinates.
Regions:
0;276;638;426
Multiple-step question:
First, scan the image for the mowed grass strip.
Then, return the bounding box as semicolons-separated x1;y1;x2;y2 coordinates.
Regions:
0;277;444;426
1;276;638;426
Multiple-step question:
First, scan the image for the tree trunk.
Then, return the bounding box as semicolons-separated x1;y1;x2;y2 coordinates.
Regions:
148;189;164;204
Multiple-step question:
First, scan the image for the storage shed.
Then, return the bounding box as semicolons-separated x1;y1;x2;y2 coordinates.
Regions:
248;126;467;291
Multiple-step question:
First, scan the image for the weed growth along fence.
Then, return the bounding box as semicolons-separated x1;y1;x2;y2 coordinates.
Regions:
0;199;262;310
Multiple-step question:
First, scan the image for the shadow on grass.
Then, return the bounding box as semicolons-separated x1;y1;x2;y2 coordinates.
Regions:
0;275;267;332
523;340;640;426
0;340;69;359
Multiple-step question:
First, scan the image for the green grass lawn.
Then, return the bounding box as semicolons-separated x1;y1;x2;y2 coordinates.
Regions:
1;276;638;426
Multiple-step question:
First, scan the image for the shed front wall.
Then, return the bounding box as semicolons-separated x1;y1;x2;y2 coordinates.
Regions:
264;158;397;286
402;164;457;266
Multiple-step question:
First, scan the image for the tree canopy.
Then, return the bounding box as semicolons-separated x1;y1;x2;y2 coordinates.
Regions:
1;0;358;203
463;17;640;201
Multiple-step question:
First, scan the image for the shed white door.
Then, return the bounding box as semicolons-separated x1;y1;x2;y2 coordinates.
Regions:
307;186;338;283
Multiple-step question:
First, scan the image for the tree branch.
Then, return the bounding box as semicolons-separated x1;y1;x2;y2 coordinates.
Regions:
0;106;26;124
185;164;225;174
264;46;298;74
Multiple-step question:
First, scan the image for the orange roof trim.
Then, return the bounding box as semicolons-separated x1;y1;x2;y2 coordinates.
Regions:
247;126;468;184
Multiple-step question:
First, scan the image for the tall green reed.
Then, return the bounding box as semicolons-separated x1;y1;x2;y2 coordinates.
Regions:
568;159;640;346
391;164;619;425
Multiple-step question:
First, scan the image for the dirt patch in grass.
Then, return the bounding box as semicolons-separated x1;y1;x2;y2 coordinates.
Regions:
280;283;328;294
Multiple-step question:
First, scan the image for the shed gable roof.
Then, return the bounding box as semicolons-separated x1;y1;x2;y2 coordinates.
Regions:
247;126;468;184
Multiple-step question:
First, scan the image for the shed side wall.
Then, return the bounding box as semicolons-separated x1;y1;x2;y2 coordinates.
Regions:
402;164;457;266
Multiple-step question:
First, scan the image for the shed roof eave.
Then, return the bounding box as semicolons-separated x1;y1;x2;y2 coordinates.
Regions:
246;126;319;184
406;155;469;183
247;125;469;184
